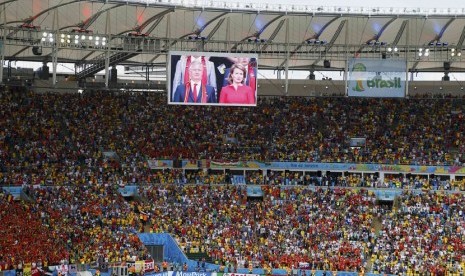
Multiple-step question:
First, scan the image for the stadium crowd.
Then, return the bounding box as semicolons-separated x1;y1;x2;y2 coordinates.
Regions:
1;89;465;187
373;191;465;275
2;183;465;275
139;185;378;272
1;88;465;274
0;185;148;270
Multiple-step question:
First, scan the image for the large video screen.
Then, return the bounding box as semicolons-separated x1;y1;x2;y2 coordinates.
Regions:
167;51;258;106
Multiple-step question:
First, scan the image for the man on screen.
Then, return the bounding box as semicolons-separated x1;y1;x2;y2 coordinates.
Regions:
172;55;217;101
173;60;217;103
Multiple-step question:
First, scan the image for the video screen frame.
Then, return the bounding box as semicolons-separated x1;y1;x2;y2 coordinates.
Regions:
167;51;258;107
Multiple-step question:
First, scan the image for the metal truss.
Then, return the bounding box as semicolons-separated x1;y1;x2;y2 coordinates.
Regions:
1;26;464;68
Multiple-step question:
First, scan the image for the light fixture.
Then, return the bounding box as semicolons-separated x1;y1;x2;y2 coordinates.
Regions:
89;36;93;40
307;39;326;45
418;48;430;57
81;35;86;40
394;47;398;52
387;47;392;52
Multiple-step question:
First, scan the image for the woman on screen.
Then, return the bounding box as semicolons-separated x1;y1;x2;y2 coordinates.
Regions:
219;63;256;105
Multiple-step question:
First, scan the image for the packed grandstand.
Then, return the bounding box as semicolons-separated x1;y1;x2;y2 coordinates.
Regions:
0;88;465;276
3;0;465;274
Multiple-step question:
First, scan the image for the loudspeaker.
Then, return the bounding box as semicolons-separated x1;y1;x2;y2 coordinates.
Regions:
38;65;49;80
444;62;450;71
32;46;42;56
110;67;117;84
309;73;315;80
382;53;387;59
323;60;331;68
443;74;450;81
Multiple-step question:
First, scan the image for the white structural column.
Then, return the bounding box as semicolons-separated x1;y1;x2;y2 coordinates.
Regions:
0;6;6;84
51;10;59;86
104;10;111;88
344;18;349;96
284;17;289;95
405;20;410;98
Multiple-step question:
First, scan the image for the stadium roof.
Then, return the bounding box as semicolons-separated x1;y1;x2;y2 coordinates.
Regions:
2;0;465;75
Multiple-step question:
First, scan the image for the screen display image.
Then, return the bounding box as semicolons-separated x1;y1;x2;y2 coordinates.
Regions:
168;51;258;106
347;58;407;98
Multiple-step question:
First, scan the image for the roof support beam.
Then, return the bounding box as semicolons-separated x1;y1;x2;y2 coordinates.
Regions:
449;25;465;68
392;20;408;46
231;14;284;51
411;18;455;71
278;16;340;68
0;5;6;84
205;18;226;40
284;18;290;95
354;17;398;56
261;19;286;51
148;12;228;63
311;19;347;67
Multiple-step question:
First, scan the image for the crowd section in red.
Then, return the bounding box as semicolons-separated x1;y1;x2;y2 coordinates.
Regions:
1;89;465;186
0;186;149;270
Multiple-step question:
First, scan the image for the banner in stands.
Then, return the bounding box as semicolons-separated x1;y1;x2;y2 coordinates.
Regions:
69;264;77;274
347;58;406;98
207;161;465;174
172;272;214;276
147;159;465;174
147;159;172;169
223;273;259;276
144;260;155;272
118;186;137;197
2;186;22;200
